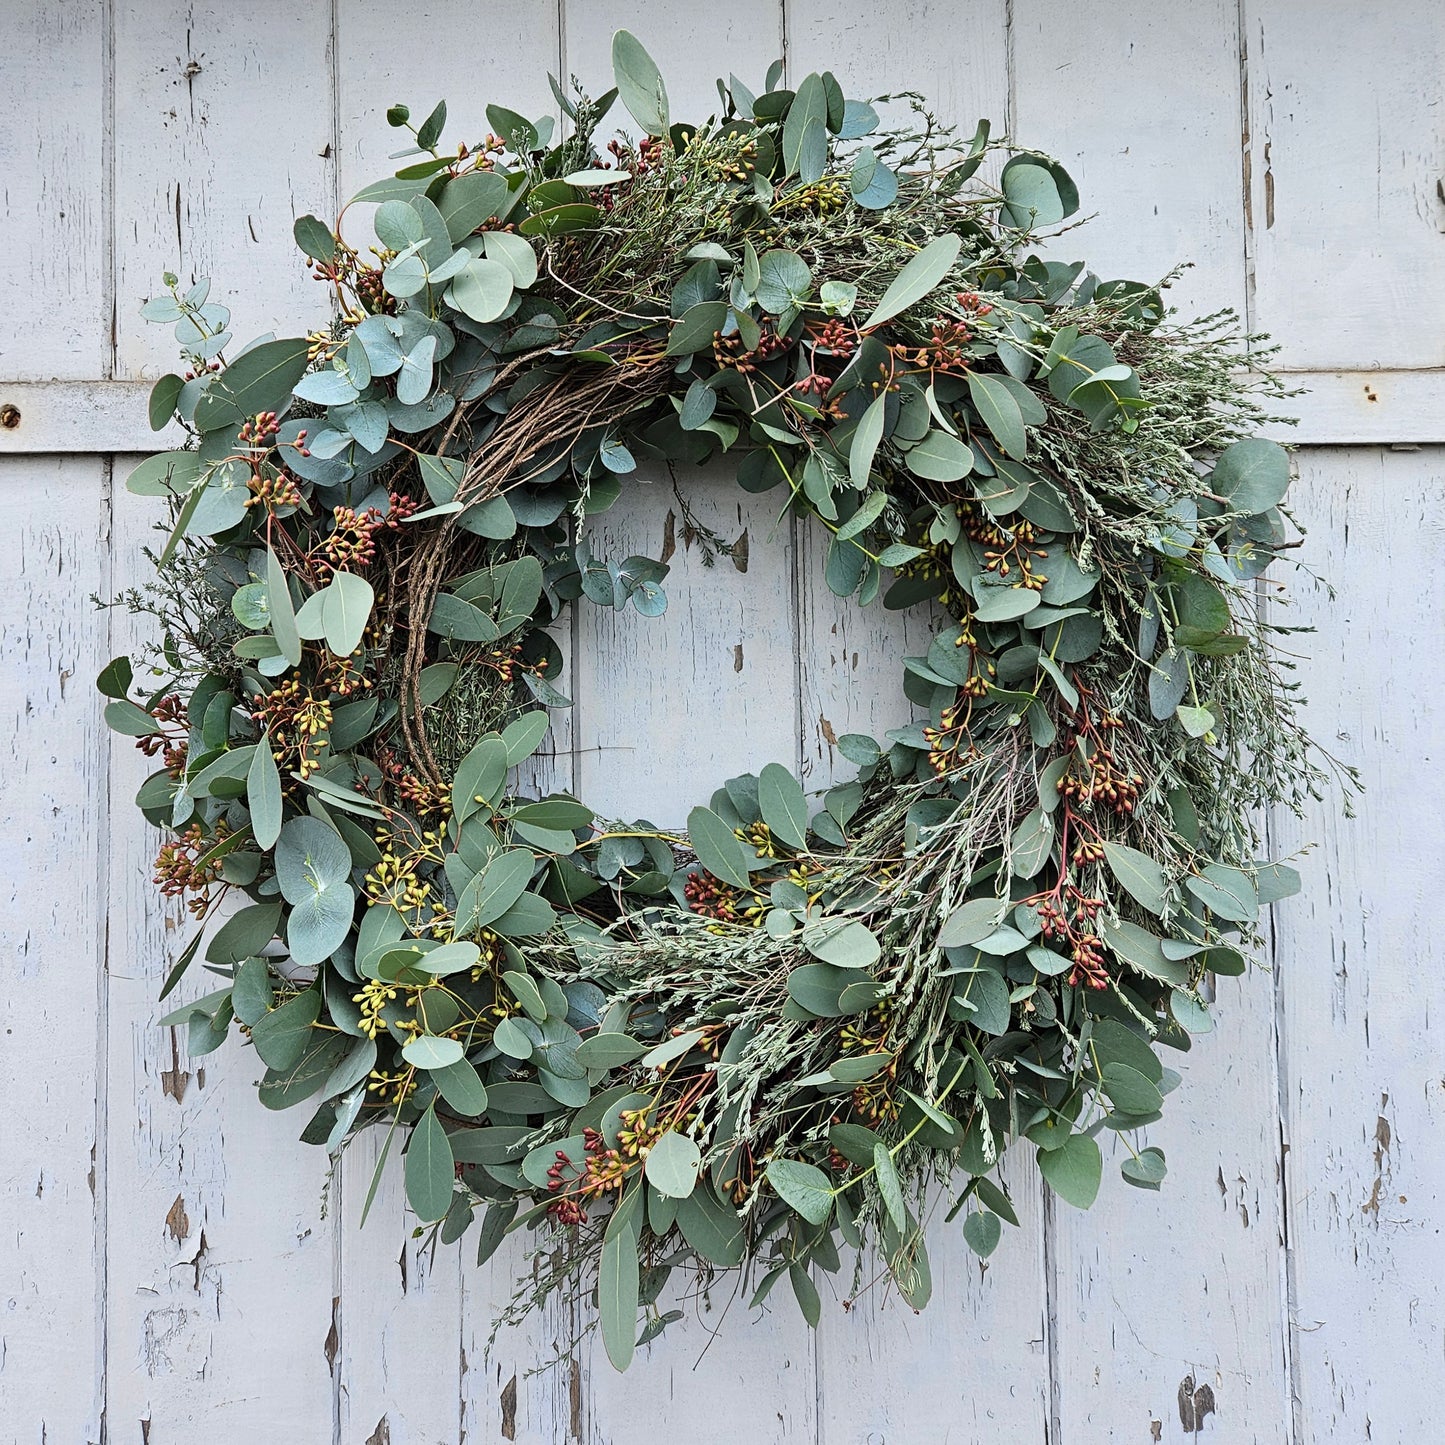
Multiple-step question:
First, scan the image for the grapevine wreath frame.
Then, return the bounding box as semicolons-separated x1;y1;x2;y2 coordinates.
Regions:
103;33;1342;1367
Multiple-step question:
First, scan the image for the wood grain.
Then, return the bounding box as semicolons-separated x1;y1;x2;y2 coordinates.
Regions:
111;0;336;377
1246;0;1445;369
1271;447;1445;1442
2;5;1441;1440
102;476;338;1443
1011;0;1248;324
0;8;108;379
0;458;110;1444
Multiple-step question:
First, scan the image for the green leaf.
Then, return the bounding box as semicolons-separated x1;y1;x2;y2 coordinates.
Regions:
205;901;282;964
432;1056;488;1116
576;1032;648;1069
484;230;540;289
757;762;808;850
1121;1146;1168;1190
321;570;374;657
458;494;516;541
1212;437;1290;515
230;956;274;1026
437;171;510;242
428;593;500;642
447;258;514;323
963;1209;1002;1259
972;584;1041;622
643;1130;701;1199
1037;1132;1102;1209
402;1033;465;1069
453;736;508;824
286;880;355;967
501;711;550;765
96;658;133;703
790;1263;821;1327
459;849;535;930
639;1029;704;1069
766;1158;835;1226
1098;918;1190;988
492;1016;533;1059
103;698;157;736
755;248;811;313
148;374;185;430
1101;841;1169;916
939;897;1006;949
686;806;751;890
679;378;717;430
849;390;888;490
276;815;351;894
600;1187;642;1371
293;214;336;261
873;1143;906;1231
612;29;669;134
1000;159;1065;229
1185;864;1258;923
849;147;898;210
787;962;856;1017
415;100;446;151
836;489;888;540
905;429;973;482
1255;861;1302;905
247;732;283;849
783;74;828;182
666;300;728;356
804;919;880;969
404;1102;455;1222
675;1187;746;1266
250;987;320;1071
486;103;538;154
1101;1062;1164;1115
265;547;302;667
194;339;312;431
1010;807;1053;879
861;233;961;331
967;373;1028;460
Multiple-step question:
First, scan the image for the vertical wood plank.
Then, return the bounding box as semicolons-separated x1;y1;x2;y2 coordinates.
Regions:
559;10;825;1437
812;1152;1051;1443
784;11;1055;1441
102;477;338;1442
787;0;1011;792
1011;0;1248;323
1271;447;1445;1443
561;0;784;134
330;7;568;1440
0;9;108;379
1247;1;1445;369
458;656;582;1445
0;458;109;1444
788;0;1010;153
112;0;336;378
335;1128;465;1445
573;468;801;825
1011;10;1296;1443
568;472;822;1443
1046;969;1293;1444
335;0;559;204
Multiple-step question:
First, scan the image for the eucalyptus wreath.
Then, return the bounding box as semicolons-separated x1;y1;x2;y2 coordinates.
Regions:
102;33;1342;1368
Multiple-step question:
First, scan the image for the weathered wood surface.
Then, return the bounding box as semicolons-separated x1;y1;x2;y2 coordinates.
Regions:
0;3;1440;1442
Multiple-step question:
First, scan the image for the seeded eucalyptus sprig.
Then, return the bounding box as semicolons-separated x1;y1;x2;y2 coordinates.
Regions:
101;31;1347;1369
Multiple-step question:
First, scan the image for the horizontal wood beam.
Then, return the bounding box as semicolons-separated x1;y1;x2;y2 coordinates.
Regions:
1;371;1443;456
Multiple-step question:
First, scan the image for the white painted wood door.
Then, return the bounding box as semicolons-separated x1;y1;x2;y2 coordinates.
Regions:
2;3;1441;1441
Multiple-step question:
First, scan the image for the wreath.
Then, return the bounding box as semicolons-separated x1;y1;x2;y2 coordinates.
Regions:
102;32;1341;1369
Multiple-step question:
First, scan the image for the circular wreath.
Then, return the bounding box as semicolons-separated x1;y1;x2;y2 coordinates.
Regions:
104;34;1340;1368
